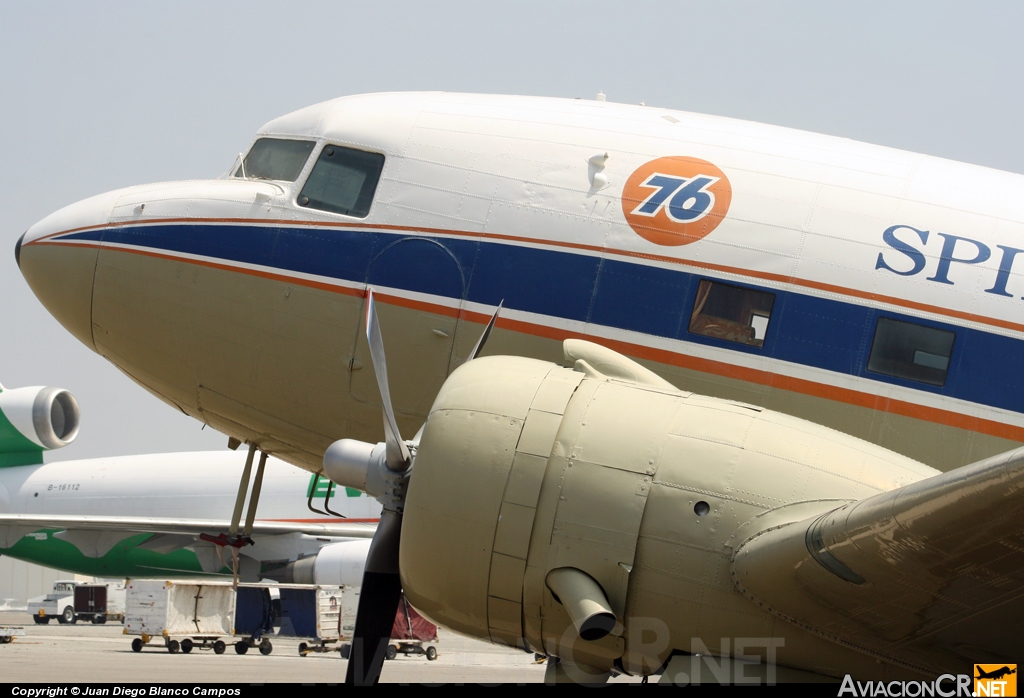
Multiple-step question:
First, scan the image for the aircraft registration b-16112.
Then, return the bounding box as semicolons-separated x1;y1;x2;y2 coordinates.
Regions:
15;92;1024;682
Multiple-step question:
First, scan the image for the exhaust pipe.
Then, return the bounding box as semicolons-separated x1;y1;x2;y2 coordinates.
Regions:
546;567;617;641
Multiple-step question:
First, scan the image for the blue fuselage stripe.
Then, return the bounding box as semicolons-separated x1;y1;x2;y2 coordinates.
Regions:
61;223;1024;416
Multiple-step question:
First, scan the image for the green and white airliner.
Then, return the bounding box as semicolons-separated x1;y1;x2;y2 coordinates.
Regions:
0;381;376;586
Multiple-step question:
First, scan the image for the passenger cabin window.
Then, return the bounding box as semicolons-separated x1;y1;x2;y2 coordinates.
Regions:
688;279;775;347
867;317;954;386
233;138;315;182
297;145;384;218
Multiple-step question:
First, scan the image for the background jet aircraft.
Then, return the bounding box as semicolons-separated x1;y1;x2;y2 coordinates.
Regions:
1;452;375;586
0;379;374;586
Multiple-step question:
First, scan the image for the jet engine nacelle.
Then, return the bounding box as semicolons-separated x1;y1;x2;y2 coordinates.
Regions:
0;386;80;459
396;348;932;675
277;539;371;587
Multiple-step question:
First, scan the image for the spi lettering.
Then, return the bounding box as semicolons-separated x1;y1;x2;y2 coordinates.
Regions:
878;225;1024;297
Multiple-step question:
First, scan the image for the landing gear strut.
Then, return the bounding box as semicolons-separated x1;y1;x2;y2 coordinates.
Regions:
198;442;270;583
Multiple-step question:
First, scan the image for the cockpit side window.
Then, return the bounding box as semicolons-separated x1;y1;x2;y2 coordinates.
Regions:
297;145;385;218
234;138;315;182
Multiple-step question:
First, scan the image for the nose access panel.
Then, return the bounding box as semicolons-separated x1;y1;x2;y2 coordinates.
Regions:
19;243;98;351
19;189;122;352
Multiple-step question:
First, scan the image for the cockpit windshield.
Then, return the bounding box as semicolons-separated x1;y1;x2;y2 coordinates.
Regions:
233;138;315;182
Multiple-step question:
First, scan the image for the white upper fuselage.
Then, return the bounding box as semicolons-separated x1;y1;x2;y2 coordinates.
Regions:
20;92;1024;470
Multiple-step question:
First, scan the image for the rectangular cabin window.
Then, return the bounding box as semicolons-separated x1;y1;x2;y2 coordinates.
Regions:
688;279;775;347
867;317;954;386
297;145;385;218
233;138;315;182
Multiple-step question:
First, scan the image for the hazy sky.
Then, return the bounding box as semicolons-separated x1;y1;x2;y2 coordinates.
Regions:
2;1;1022;462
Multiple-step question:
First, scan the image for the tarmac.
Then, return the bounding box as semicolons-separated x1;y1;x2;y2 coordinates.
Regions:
0;610;642;685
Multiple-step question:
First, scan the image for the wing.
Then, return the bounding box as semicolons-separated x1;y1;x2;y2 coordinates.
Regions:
732;446;1024;673
0;513;376;547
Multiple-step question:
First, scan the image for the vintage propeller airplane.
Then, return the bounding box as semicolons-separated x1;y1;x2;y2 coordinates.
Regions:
16;92;1024;682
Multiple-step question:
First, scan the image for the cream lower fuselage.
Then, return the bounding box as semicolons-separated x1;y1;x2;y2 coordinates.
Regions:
17;92;1024;676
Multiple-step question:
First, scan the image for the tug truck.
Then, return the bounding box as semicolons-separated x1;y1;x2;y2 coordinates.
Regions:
28;580;124;624
28;580;77;624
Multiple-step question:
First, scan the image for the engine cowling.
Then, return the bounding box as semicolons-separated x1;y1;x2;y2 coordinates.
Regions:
275;539;371;586
0;386;80;464
397;349;934;676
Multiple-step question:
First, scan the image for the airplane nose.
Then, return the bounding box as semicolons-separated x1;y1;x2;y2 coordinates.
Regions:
18;190;120;351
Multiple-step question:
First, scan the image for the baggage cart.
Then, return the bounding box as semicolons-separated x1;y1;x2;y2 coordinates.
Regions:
338;595;439;661
230;585;276;655
125;581;356;657
386;596;439;660
81;579;127;623
0;626;25;644
124;580;235;654
275;584;352;656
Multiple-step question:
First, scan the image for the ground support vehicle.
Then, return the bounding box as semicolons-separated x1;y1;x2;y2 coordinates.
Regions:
276;584;352;656
28;580;126;625
338;595;439;661
28;580;80;625
0;626;25;644
230;585;276;656
74;582;126;624
387;597;439;661
124;580;235;654
124;581;348;656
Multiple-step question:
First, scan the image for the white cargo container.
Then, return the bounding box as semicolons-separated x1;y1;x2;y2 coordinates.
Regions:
124;580;235;654
124;581;362;657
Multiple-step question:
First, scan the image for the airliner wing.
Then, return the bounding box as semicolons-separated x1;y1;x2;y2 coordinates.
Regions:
732;447;1024;672
0;514;376;546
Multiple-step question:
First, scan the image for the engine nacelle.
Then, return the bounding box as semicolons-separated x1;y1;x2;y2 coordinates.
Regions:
275;539;370;587
398;347;934;675
0;386;80;462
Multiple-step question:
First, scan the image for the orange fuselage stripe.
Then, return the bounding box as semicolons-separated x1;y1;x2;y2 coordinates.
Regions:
30;220;1024;443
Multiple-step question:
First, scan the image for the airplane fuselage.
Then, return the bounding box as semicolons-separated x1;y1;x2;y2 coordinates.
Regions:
19;92;1024;474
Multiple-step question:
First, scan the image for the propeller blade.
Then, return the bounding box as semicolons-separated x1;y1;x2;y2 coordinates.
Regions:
344;510;404;685
468;300;503;361
364;288;411;470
